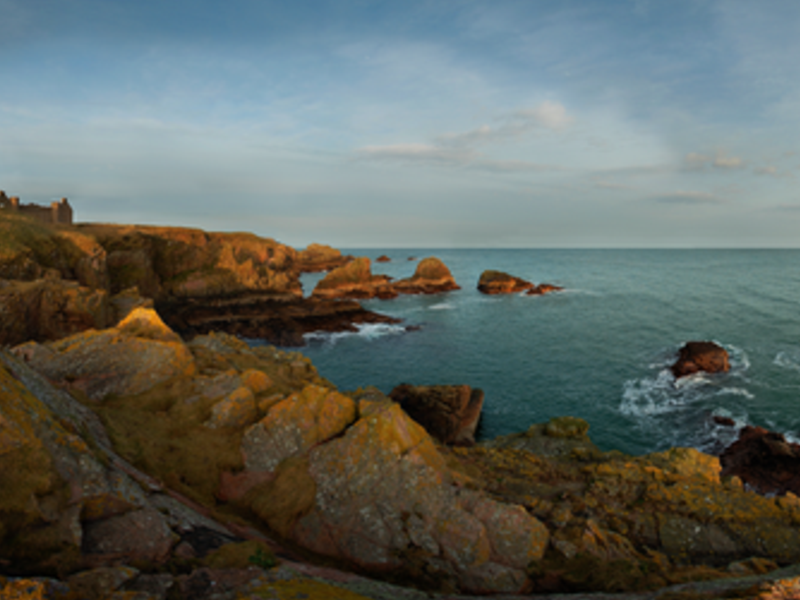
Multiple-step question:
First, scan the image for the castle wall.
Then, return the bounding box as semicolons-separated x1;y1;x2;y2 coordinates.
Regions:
0;191;73;225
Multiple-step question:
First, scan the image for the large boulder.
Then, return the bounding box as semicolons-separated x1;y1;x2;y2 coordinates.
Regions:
477;270;533;294
388;383;484;445
392;257;460;295
11;307;196;401
720;425;800;497
671;341;730;378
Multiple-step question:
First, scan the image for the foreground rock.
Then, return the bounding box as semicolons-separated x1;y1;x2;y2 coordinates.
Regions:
477;270;533;294
389;383;484;445
9;310;800;596
720;425;800;497
671;340;730;378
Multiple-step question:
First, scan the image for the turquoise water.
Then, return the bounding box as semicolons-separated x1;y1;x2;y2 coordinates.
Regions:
288;250;800;455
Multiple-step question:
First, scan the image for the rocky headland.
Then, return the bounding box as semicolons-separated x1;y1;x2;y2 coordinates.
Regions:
3;210;800;599
0;211;402;347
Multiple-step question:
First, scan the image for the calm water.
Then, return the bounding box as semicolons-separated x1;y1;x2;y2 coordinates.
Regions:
276;249;800;456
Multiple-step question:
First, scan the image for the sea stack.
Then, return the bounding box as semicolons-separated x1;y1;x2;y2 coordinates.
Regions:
477;270;533;294
671;341;730;378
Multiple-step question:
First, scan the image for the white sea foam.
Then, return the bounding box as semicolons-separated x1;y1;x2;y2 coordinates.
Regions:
429;302;455;310
774;350;800;372
303;323;408;345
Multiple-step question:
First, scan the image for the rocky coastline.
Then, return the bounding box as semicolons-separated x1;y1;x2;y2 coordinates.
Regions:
3;210;800;599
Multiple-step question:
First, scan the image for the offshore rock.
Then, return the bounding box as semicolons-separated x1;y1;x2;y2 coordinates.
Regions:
12;307;195;401
392;257;460;295
720;425;800;497
477;270;533;294
671;340;730;378
388;383;484;445
311;257;396;300
376;254;391;263
295;243;353;272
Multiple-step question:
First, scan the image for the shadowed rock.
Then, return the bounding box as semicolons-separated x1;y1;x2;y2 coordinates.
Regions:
389;383;484;445
671;341;730;378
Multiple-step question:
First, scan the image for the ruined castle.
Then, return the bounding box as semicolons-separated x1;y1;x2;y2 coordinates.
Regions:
0;190;73;225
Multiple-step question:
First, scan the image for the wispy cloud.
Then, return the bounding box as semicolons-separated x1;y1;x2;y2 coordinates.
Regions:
593;180;632;190
356;143;475;166
754;165;778;176
651;190;727;205
683;151;745;171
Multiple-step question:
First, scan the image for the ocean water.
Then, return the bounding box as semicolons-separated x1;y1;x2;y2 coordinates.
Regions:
285;249;800;456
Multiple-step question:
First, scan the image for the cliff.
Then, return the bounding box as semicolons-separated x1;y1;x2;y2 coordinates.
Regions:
0;213;397;347
5;309;800;597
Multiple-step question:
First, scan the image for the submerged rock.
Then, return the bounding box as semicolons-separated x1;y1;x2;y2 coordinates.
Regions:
671;340;730;378
388;383;484;445
527;282;564;295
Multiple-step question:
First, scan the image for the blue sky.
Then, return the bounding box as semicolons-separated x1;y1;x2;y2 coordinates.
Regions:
2;0;800;247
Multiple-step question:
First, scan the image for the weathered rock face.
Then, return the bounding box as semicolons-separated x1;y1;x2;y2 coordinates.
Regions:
295;243;353;272
12;307;196;401
392;257;460;295
0;279;110;347
477;270;533;294
311;257;396;300
80;224;302;300
388;384;484;446
671;340;730;378
720;425;800;497
290;400;548;594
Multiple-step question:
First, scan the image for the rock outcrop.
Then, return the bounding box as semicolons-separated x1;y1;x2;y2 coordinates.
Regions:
477;270;533;294
477;270;563;296
311;257;397;300
0;212;401;347
376;255;391;263
392;257;460;295
295;243;353;272
720;425;800;497
671;340;730;378
388;383;484;445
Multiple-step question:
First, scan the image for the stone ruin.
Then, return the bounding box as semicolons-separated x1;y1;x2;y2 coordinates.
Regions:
0;190;73;225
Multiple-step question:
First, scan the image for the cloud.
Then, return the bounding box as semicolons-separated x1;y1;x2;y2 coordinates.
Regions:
755;165;778;176
651;190;727;205
513;101;574;130
594;180;632;190
356;143;475;166
683;151;745;171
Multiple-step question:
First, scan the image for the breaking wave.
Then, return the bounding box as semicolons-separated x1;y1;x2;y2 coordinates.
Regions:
304;323;409;345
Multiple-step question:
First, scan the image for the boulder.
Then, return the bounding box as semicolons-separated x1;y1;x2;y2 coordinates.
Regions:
671;341;730;378
375;255;391;263
392;257;460;295
720;425;800;497
388;384;484;445
290;400;548;594
11;307;196;401
477;270;533;294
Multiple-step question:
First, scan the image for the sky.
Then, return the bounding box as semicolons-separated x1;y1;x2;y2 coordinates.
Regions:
2;0;800;248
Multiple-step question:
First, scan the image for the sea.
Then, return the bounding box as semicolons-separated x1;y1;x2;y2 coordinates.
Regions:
278;249;800;456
